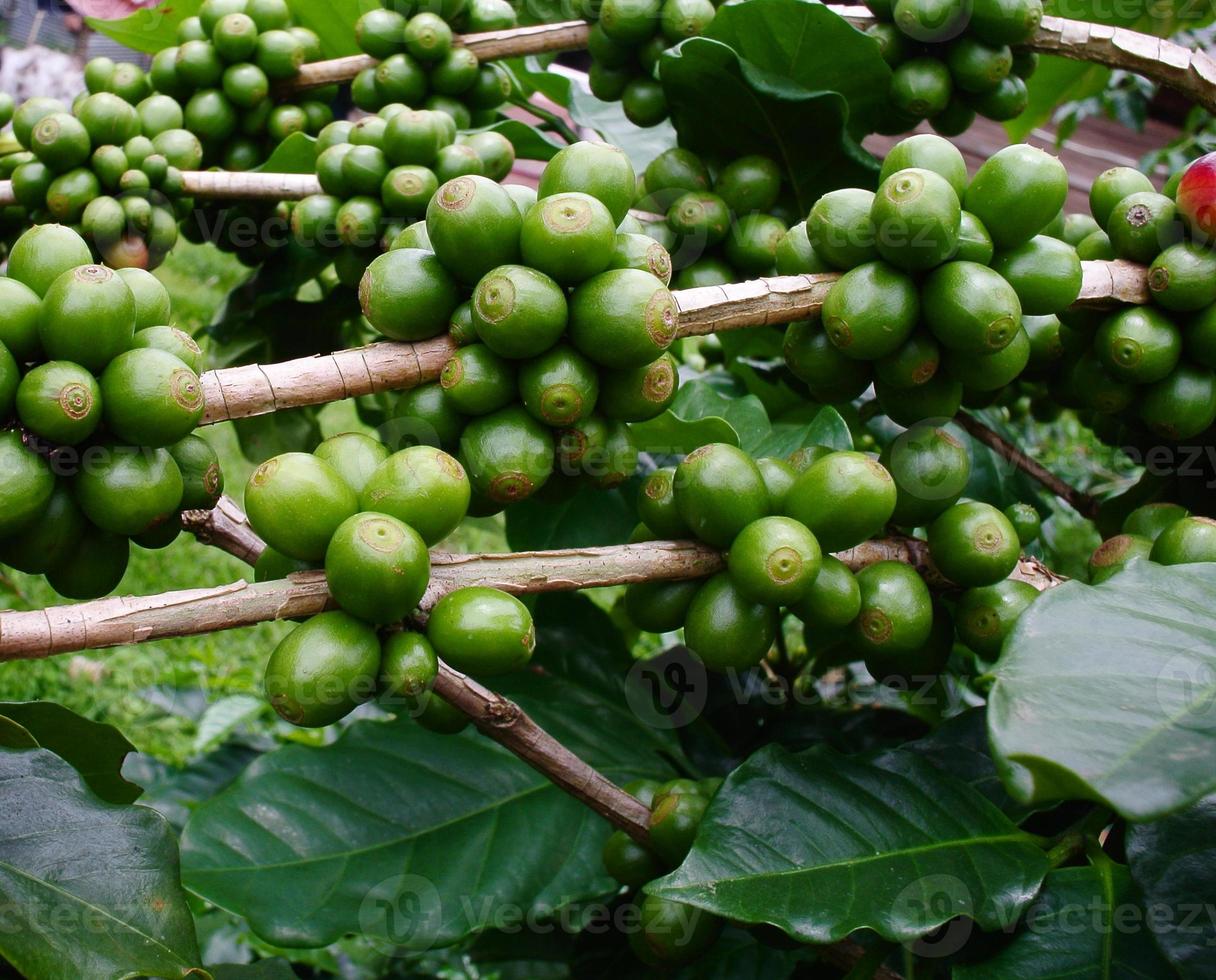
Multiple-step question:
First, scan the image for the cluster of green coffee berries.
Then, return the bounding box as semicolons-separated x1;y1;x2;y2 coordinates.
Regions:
244;432;533;729
1032;164;1216;441
626;430;1044;678
149;0;332;170
358;141;680;514
289;107;514;276
601;776;725;966
351;2;516;123
0;224;222;599
587;0;717;127
1089;502;1216;582
864;0;1042;133
630;147;799;291
782;134;1077;425
3;81;203;269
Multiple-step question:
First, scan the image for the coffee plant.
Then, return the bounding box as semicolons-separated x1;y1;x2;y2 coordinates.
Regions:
0;0;1215;977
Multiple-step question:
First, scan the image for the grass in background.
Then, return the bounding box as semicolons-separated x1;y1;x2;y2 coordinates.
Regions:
0;243;276;764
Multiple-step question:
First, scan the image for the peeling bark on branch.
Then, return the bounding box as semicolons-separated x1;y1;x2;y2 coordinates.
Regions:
831;7;1216;113
0;530;1063;663
198;261;1146;424
286;21;592;91
180;496;266;564
199;335;458;424
180;170;321;201
0;541;725;661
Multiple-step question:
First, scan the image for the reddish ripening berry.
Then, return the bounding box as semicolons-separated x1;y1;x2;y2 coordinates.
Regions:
1176;152;1216;242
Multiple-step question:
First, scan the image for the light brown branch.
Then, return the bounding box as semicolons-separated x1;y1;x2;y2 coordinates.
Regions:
431;663;653;841
180;495;265;565
673;272;841;337
286;21;592;92
0;541;725;661
198;261;1144;424
180;170;321;201
0;524;1065;663
954;411;1100;519
199;334;457;424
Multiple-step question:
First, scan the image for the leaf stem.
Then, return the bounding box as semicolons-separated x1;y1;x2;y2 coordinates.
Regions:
953;412;1100;519
509;96;580;145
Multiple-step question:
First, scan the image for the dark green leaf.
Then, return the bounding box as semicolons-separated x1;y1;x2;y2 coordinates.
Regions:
661;38;878;213
253;133;318;175
0;748;201;979
702;0;893;135
1127;794;1216;978
954;864;1173;979
505;485;637;551
86;0;202;55
181;675;676;950
989;562;1216;821
714;329;806;418
659;379;771;454
754;406;852;458
0;701;139;804
130;743;262;831
530;593;633;701
891;709;1029;820
648;745;1048;943
630;412;740;455
0;716;37;749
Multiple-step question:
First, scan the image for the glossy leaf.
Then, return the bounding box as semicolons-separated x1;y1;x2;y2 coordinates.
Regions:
891;708;1030;820
630;412;741;455
702;0;892;135
1127;794;1216;978
129;743;262;832
181;674;677;950
0;701;140;804
989;562;1216;821
505;485;637;551
0;748;201;979
661;38;878;212
647;744;1048;944
954;864;1173;978
665;380;771;454
754;406;852;458
86;0;202;55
